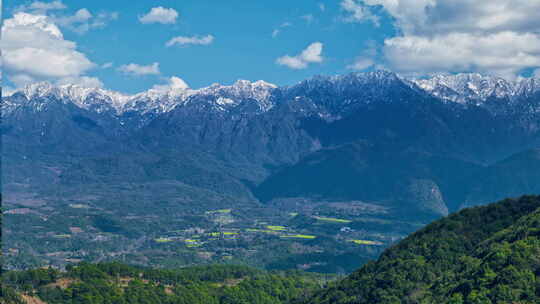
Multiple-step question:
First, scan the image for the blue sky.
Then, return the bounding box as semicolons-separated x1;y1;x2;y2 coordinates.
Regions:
3;0;540;94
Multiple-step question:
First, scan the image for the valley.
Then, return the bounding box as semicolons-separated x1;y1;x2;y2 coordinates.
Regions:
3;71;540;272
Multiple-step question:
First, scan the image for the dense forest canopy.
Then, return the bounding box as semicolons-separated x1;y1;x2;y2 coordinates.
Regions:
1;262;328;304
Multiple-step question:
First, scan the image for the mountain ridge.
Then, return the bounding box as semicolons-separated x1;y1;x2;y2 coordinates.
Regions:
6;71;540;118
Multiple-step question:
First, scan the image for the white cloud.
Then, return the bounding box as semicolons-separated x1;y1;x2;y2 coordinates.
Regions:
15;0;67;14
151;76;190;92
357;0;540;78
272;22;292;38
15;1;118;34
102;62;113;69
384;32;540;79
118;62;161;76
10;74;37;88
363;0;540;36
139;7;178;24
276;42;324;69
348;41;377;71
340;0;380;26
53;10;118;34
166;35;214;47
1;12;97;87
56;76;104;88
348;58;375;71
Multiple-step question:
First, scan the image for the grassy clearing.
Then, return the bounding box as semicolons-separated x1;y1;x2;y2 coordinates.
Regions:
314;216;352;223
246;228;281;235
266;225;286;231
280;234;317;239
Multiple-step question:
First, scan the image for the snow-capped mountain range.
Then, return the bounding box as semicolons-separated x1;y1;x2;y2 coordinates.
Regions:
411;73;540;104
5;78;278;115
5;72;540;117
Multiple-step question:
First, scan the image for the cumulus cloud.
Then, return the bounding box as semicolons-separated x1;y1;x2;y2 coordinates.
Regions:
276;42;324;69
56;76;104;88
340;0;380;26
357;0;540;78
9;74;37;88
348;41;377;71
118;63;161;76
14;0;67;14
1;12;97;88
347;41;378;71
15;1;117;34
384;32;540;78
51;8;118;34
348;57;375;71
139;7;178;24
151;76;190;92
166;35;214;47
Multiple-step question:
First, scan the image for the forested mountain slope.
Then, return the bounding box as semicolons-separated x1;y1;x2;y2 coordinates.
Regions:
302;195;540;304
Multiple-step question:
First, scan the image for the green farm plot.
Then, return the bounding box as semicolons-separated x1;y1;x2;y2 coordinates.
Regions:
266;225;287;231
205;209;232;214
314;216;352;223
350;239;383;245
280;234;317;239
154;237;173;243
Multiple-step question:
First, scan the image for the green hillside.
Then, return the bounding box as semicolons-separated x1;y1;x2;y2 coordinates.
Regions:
302;195;540;304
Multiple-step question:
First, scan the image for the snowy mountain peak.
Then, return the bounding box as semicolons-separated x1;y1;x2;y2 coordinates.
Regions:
516;77;540;96
411;73;519;103
23;82;56;99
13;79;279;115
196;79;278;111
21;81;130;113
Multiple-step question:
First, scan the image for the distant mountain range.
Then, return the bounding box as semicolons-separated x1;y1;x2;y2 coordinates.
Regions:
3;71;540;220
